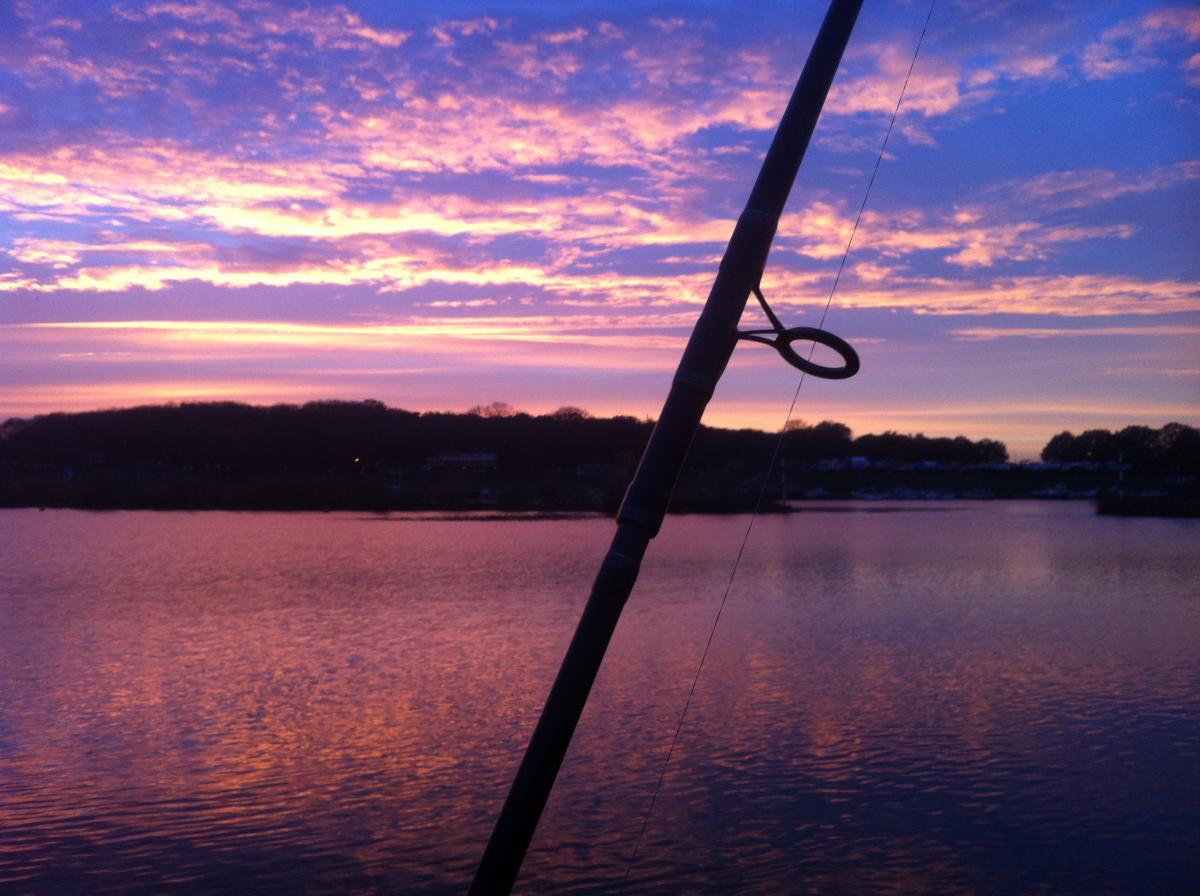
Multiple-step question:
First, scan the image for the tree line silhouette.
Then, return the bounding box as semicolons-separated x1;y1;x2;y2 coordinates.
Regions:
1041;423;1199;473
1;401;1194;511
0;400;1011;473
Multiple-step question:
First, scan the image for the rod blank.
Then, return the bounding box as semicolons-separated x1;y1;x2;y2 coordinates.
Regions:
469;3;864;892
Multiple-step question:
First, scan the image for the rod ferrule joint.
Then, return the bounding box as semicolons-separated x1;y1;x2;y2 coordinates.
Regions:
672;366;717;400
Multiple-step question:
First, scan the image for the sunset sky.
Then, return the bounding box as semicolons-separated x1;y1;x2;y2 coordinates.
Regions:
1;0;1197;458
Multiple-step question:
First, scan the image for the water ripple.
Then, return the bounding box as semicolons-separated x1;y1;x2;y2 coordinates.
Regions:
0;506;1197;894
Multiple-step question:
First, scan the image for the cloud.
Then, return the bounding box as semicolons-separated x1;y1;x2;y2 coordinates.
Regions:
830;42;976;119
539;27;587;45
7;237;210;269
816;33;1078;150
430;16;501;48
998;53;1063;81
1100;366;1200;378
128;0;411;49
0;142;348;222
5;0;409;111
1;0;1196;445
3;317;694;372
951;325;1200;341
1013;161;1200;209
1082;6;1200;80
0;380;321;417
776;200;1137;270
0;125;1184;320
829;274;1200;317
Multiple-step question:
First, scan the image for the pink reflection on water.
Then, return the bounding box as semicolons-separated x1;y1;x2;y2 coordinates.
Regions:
1;505;1197;893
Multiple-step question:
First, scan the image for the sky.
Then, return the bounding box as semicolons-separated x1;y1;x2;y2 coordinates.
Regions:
0;0;1197;458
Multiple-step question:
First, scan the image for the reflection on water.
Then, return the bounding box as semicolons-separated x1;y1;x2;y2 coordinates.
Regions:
1;504;1197;894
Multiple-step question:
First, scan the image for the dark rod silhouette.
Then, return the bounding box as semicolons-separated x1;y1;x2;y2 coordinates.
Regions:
469;1;864;891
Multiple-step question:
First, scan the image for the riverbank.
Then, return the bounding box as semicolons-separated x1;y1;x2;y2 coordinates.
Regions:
1096;491;1200;518
2;403;1194;516
4;468;1196;516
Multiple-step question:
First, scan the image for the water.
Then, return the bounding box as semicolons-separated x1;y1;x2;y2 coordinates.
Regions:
1;503;1197;894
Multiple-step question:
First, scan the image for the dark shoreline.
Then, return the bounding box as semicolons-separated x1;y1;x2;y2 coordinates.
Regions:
1096;492;1200;518
6;470;1196;516
8;495;1197;518
3;403;1195;518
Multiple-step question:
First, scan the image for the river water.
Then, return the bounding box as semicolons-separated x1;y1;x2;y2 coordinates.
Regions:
1;503;1197;894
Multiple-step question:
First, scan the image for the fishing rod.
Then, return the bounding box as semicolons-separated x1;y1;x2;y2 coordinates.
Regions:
470;1;863;891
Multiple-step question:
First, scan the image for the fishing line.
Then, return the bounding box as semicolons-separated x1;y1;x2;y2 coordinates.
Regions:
623;0;936;879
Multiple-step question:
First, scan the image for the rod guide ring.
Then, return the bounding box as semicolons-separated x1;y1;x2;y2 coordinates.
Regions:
736;285;860;380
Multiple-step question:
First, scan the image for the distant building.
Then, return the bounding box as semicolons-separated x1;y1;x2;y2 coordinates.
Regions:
574;462;615;479
422;453;498;473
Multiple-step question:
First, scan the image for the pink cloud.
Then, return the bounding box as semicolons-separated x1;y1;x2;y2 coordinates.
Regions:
830;273;1200;317
1000;53;1063;80
829;42;982;119
129;0;411;49
539;27;587;45
430;16;501;48
1;126;1182;319
1082;6;1200;80
1015;161;1200;208
951;324;1200;341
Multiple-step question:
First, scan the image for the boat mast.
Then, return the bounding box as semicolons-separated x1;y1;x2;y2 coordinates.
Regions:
470;2;864;891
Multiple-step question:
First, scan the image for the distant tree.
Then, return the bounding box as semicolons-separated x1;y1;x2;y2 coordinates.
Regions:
550;406;591;421
1041;423;1198;470
1114;425;1158;468
1041;431;1076;463
1076;429;1118;462
853;431;914;462
782;420;851;459
813;421;850;437
1042;429;1117;463
850;430;1006;464
972;439;1009;463
1158;422;1200;473
0;417;28;440
468;401;517;418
